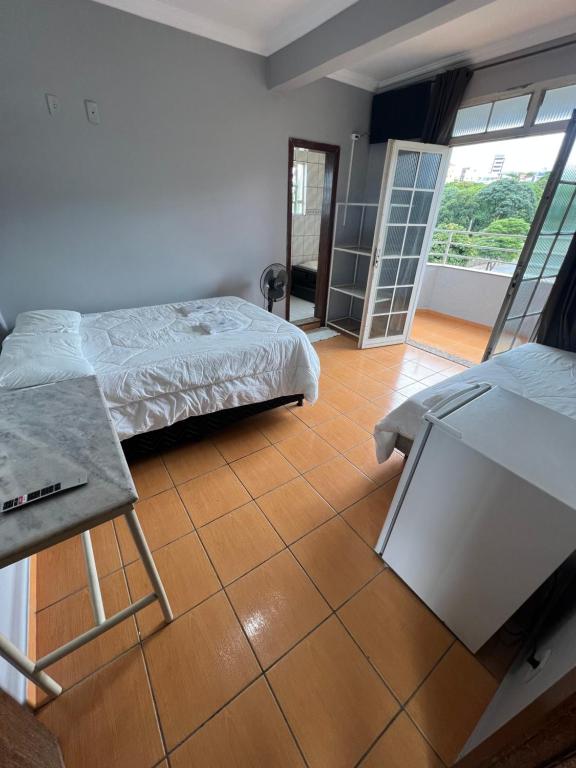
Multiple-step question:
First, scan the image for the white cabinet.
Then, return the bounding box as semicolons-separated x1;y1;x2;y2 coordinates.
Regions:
376;386;576;652
327;140;451;348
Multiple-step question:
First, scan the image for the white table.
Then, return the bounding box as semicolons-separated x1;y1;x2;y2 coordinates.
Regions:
0;377;173;697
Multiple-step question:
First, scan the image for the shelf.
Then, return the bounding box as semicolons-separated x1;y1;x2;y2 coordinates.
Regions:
327;317;361;337
331;284;366;300
334;246;373;257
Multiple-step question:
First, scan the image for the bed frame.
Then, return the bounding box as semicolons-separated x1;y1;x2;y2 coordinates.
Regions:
122;393;304;459
395;434;413;456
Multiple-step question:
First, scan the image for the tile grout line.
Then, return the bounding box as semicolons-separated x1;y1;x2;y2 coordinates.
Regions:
399;640;457;767
33;338;467;764
34;444;398;619
216;589;311;768
132;608;171;763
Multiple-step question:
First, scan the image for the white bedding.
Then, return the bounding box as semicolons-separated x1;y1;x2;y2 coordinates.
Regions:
80;297;320;440
374;343;576;462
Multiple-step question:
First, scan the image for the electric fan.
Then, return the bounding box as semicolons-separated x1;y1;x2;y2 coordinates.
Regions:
260;263;288;312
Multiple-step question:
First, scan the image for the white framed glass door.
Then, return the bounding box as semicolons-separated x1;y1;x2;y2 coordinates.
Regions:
360;141;451;348
484;112;576;359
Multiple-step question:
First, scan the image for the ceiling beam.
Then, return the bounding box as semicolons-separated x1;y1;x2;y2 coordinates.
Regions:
266;0;499;91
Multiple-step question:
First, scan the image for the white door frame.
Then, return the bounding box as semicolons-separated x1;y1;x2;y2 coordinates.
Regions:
360;140;451;348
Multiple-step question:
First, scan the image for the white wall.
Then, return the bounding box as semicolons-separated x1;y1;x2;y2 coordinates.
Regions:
0;561;29;702
418;264;510;327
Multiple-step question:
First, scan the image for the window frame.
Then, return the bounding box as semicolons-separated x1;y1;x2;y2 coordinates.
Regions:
450;75;576;146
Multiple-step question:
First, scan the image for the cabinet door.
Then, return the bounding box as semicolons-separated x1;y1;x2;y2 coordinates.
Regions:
360;141;450;348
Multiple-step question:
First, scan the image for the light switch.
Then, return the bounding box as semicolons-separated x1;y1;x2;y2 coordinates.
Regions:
84;99;100;125
45;93;60;116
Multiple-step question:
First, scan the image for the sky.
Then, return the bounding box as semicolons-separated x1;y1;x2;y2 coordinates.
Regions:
449;133;565;179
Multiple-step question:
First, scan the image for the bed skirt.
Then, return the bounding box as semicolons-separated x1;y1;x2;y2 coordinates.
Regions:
121;393;304;459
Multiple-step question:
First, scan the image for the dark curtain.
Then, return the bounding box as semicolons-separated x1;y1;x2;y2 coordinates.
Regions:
421;67;473;145
536;231;576;352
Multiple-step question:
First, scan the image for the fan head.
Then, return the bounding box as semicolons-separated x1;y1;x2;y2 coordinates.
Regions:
260;263;288;311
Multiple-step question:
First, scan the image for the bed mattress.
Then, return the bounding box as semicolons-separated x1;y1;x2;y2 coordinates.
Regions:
80;297;320;440
374;343;576;462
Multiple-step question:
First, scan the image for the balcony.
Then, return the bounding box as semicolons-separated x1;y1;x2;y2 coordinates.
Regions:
428;227;526;275
410;226;524;363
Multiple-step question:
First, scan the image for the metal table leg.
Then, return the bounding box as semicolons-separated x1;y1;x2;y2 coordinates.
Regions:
123;508;173;623
2;507;173;699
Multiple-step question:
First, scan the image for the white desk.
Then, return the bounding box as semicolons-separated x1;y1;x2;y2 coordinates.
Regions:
0;376;173;696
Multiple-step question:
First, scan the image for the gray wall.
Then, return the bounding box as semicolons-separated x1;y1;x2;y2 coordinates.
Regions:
0;0;372;327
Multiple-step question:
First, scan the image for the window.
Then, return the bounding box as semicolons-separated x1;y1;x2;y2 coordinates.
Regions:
452;80;576;142
535;84;576;125
292;161;307;215
452;95;530;138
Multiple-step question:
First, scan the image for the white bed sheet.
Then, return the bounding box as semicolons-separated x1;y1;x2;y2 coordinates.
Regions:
374;343;576;462
80;297;320;440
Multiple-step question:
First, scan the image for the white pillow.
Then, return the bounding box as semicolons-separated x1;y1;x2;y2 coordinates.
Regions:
14;309;81;335
0;332;94;389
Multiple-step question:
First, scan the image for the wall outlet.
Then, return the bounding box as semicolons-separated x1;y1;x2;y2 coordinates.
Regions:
84;99;100;125
45;93;60;116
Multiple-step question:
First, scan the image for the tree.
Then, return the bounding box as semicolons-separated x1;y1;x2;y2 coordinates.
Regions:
430;222;479;266
474;179;537;230
437;182;484;229
480;217;530;264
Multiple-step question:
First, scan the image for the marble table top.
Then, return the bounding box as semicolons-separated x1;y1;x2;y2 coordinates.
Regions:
0;376;137;568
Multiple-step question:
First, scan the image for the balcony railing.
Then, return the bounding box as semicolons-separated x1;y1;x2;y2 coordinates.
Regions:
428;228;527;274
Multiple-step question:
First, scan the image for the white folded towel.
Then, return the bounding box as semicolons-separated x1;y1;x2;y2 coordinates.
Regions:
186;310;252;334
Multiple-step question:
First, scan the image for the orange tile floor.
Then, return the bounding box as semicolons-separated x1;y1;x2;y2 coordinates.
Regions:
410;309;492;365
32;336;498;768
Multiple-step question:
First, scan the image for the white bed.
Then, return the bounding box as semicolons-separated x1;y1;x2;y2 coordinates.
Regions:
375;343;576;462
0;297;320;441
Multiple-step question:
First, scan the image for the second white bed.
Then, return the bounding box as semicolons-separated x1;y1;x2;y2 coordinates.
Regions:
374;343;576;462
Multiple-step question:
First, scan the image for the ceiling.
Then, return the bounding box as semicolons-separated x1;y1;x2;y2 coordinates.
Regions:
93;0;358;55
330;0;576;91
93;0;576;91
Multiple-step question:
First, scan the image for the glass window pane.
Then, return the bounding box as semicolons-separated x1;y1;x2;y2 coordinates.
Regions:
409;191;433;224
387;313;408;337
369;315;389;339
514;314;539;347
416;153;441;189
535;84;576;125
391;189;412;204
374;288;393;314
452;103;491;137
487;95;530;132
542;236;571;278
390;205;409;224
525;235;554;279
508;279;538;319
562;194;576;234
526;280;553;316
561;143;576;183
398;258;418;285
394;151;419;187
384;226;405;255
403;226;425;256
494;318;522;355
392;286;413;312
379;258;399;287
542;183;574;232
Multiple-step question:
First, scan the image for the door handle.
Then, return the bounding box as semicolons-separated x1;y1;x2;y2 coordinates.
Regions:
373;249;381;269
